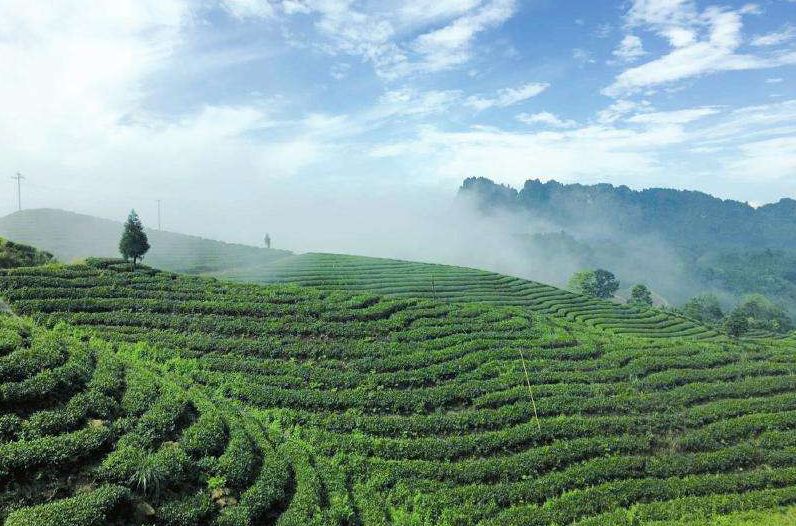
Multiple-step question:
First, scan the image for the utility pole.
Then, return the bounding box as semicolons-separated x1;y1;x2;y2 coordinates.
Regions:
156;199;162;230
11;173;24;211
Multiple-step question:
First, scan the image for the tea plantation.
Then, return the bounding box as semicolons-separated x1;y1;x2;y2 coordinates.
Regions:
1;259;796;524
226;253;722;340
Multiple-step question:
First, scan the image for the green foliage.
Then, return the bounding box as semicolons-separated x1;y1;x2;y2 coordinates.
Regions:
730;294;793;334
724;309;750;338
0;237;55;269
569;269;620;299
118;210;150;269
4;485;130;526
682;294;725;325
157;491;214;526
628;284;653;307
1;261;795;525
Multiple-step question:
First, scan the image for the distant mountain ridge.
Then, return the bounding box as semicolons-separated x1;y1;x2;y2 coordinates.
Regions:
460;177;796;251
459;177;796;318
0;208;292;274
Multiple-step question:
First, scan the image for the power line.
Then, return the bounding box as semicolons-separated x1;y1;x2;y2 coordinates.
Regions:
156;199;162;230
10;173;24;211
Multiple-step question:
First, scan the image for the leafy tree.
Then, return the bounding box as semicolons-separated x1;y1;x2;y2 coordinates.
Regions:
119;210;150;270
569;269;619;299
628;284;653;307
724;309;749;338
731;294;793;334
681;294;724;325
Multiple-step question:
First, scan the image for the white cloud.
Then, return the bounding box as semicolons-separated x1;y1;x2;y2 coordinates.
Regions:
375;88;461;118
613;35;646;61
398;0;483;26
367;98;796;202
596;99;653;124
330;62;351;80
465;83;549;111
605;2;796;96
766;77;784;83
516;112;577;128
234;0;518;79
726;136;796;181
222;0;275;18
627;107;720;124
411;0;517;73
626;0;698;28
0;0;350;219
751;25;796;47
572;48;596;64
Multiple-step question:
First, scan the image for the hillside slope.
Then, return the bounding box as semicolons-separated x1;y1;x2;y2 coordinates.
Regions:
0;237;55;269
223;252;722;340
0;260;795;524
0;208;291;274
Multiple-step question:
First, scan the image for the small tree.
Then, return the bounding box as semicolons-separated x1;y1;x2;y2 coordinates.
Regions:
732;294;793;334
264;234;271;249
724;309;749;338
681;294;724;325
119;210;150;270
628;284;653;307
569;269;619;299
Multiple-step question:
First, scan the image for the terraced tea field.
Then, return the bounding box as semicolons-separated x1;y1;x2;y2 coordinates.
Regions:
1;259;796;524
226;253;722;340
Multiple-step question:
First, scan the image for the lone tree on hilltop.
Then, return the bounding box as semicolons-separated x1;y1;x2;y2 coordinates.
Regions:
628;284;653;307
119;210;150;270
569;269;620;299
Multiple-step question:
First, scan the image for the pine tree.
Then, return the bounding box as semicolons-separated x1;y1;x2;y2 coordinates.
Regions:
119;210;150;270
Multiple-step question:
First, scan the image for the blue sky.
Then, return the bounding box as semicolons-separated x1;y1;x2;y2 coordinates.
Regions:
1;0;795;237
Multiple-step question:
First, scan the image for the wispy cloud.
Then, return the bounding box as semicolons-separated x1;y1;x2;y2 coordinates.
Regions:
223;0;519;79
604;1;796;96
751;24;796;47
516;111;577;128
465;82;549;111
612;35;646;62
627;107;719;124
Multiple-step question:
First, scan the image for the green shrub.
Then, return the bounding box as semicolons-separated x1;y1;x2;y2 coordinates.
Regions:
4;485;129;526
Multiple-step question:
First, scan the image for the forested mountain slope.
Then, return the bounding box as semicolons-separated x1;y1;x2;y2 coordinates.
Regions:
0;259;795;524
460;177;796;251
458;178;796;317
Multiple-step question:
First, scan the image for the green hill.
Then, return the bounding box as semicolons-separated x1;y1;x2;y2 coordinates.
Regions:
0;209;729;340
1;260;795;524
0;208;291;274
222;252;722;340
0;237;55;269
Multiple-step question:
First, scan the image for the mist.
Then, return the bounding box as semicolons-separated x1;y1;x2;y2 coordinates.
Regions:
0;177;744;309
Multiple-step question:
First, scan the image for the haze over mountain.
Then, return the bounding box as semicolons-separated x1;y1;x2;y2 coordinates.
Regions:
459;177;796;316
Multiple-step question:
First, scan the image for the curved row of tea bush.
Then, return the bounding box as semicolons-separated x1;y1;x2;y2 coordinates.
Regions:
1;260;795;524
234;253;724;340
